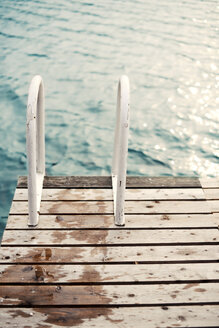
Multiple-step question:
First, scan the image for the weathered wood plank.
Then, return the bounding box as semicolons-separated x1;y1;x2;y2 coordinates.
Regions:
1;306;219;328
200;178;219;188
2;176;218;328
213;213;219;222
2;229;219;246
0;263;218;284
1;245;218;264
10;200;211;215
13;188;205;201
207;200;219;213
6;214;218;229
0;283;218;305
203;188;219;200
17;176;201;188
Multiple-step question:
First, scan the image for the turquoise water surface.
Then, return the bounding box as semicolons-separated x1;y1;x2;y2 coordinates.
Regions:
0;0;218;236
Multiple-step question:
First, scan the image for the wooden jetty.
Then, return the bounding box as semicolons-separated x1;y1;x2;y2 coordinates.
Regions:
0;176;219;327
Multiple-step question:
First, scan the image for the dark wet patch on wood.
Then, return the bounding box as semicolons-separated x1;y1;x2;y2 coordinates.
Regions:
178;315;186;322
56;215;64;222
176;248;196;256
49;200;111;215
161;215;170;221
0;284;115;326
39;307;122;327
53;215;112;229
34;265;55;282
6;307;123;327
194;288;206;292
3;238;15;243
33;248;52;262
183;283;199;290
9;309;32;318
51;229;110;248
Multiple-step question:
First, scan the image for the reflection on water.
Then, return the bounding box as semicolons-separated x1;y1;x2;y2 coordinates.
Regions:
0;0;218;234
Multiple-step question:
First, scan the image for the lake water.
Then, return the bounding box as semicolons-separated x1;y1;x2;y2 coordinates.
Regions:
0;0;218;236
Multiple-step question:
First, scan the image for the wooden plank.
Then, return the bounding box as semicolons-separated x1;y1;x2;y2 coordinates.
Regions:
2;229;219;246
17;176;201;188
1;306;219;328
213;213;219;223
200;178;219;188
10;200;212;215
207;200;219;213
0;283;218;305
13;188;205;201
203;188;219;200
1;245;218;263
0;263;218;284
6;213;218;229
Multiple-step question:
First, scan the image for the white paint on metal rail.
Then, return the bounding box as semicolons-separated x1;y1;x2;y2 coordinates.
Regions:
112;76;130;226
26;76;45;226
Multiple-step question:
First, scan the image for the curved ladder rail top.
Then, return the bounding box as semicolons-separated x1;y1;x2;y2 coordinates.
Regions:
112;75;130;226
26;75;45;226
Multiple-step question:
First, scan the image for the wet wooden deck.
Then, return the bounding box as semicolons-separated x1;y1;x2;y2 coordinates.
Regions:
0;176;219;327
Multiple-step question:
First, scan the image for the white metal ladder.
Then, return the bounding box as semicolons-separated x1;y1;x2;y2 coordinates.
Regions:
26;75;130;226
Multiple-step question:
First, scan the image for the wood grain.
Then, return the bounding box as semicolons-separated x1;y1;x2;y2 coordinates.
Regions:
10;200;212;215
17;176;201;188
1;175;219;328
0;263;218;283
200;178;219;188
1;306;219;328
1;245;218;263
14;188;205;201
1;283;218;306
2;229;218;246
203;188;219;200
6;213;218;229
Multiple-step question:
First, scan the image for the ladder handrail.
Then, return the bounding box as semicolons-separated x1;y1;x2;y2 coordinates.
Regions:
112;75;130;226
26;75;45;226
26;75;129;227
